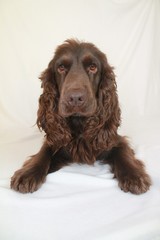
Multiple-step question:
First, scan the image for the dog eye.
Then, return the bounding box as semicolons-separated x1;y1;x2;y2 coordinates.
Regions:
58;64;66;73
89;64;97;73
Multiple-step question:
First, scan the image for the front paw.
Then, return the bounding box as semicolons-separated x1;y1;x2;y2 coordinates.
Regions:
11;167;46;193
118;173;151;194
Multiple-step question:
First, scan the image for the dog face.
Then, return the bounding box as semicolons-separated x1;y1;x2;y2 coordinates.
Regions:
53;41;102;117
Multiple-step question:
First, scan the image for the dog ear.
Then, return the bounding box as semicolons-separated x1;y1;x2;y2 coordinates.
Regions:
93;56;121;150
97;54;121;138
37;60;58;131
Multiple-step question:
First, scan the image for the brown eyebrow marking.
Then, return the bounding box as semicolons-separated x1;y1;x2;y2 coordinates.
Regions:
82;54;100;70
56;56;73;68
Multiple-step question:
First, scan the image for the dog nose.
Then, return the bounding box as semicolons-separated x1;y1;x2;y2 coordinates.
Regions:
67;91;86;107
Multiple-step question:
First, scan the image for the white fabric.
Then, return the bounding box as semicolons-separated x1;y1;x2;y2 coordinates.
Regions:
0;0;160;239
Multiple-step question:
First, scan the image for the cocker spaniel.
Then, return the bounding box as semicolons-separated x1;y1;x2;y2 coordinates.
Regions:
11;39;151;194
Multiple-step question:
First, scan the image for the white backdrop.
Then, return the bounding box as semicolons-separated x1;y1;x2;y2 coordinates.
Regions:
0;0;160;130
0;1;160;240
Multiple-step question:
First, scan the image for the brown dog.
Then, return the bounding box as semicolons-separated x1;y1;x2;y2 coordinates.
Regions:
11;39;151;194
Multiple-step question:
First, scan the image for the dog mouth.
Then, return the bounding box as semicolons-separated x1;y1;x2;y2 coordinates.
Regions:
71;112;83;117
58;101;97;118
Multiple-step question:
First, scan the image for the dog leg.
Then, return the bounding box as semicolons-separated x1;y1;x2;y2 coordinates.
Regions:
11;141;52;193
107;136;151;194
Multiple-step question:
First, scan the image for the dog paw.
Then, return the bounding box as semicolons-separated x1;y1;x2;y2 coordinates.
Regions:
11;167;46;193
118;174;151;194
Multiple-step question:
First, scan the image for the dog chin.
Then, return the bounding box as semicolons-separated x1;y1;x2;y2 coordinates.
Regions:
59;110;95;118
71;112;83;117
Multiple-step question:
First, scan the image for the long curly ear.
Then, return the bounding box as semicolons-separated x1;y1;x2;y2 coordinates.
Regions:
37;60;58;131
99;55;121;132
37;61;71;151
